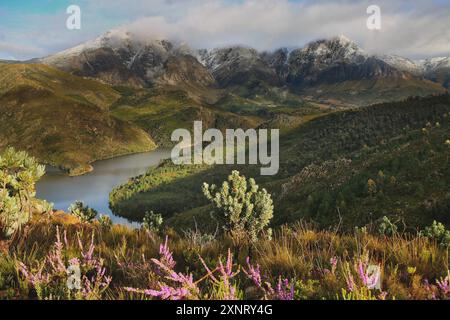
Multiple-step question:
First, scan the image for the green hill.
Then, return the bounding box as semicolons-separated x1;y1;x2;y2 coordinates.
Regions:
109;94;450;231
0;63;156;175
110;85;263;147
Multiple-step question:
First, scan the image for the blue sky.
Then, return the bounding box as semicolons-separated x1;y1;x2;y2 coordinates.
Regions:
1;0;449;60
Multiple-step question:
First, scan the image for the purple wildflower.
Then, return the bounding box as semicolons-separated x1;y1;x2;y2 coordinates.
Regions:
199;249;240;300
330;256;338;274
127;237;200;300
243;257;294;300
436;271;450;296
275;277;295;300
18;227;111;300
354;259;381;290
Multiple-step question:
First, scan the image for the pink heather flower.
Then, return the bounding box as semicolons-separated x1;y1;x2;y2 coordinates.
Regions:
423;279;437;300
78;232;95;266
275;278;295;300
128;237;200;300
436;271;450;295
18;228;111;300
125;286;190;300
199;249;239;300
243;257;263;289
243;257;294;300
346;275;355;292
160;236;175;268
330;256;338;274
69;257;80;266
357;260;380;290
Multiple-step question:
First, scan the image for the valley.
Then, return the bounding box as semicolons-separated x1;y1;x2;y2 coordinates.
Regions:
109;94;450;231
0;24;449;301
1;31;449;228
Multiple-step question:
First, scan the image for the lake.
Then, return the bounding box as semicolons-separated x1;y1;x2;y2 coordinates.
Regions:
36;149;172;226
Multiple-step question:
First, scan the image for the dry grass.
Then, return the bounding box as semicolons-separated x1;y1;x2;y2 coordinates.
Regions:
0;212;448;300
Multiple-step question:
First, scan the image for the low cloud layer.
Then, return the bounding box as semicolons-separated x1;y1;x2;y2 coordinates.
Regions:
1;0;449;60
121;0;450;58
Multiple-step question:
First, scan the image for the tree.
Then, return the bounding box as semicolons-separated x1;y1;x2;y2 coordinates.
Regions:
0;148;45;238
202;170;274;244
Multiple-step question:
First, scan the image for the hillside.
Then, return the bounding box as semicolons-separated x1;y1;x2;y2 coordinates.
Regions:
109;94;450;231
0;63;156;175
110;85;264;147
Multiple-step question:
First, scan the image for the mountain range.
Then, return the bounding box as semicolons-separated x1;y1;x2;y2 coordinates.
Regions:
35;32;449;105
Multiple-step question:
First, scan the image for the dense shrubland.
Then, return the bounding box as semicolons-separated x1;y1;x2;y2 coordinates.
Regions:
109;94;450;232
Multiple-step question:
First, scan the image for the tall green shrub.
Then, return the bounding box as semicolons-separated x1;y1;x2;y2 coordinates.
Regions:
0;148;45;238
202;170;274;243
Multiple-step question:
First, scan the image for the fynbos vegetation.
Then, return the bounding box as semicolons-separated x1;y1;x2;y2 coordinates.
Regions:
0;148;45;238
203;170;274;244
68;201;98;223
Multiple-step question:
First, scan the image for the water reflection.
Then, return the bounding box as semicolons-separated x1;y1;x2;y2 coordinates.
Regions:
36;149;171;226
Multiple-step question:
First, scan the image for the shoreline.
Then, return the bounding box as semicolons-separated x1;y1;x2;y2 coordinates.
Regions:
49;146;161;177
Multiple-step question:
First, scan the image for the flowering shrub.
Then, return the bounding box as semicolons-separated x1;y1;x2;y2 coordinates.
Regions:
202;170;274;244
421;221;450;247
125;237;200;300
18;227;111;300
341;255;386;300
142;211;163;233
436;270;449;299
199;249;241;300
243;257;294;300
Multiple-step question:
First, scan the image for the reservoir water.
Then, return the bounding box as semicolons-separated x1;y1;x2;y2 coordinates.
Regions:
36;149;172;226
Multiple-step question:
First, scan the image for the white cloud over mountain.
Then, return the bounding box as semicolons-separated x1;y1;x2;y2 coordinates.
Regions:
1;0;449;60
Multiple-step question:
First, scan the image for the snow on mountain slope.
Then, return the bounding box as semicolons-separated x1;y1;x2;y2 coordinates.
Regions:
289;35;367;69
39;29;215;88
418;57;450;72
377;54;423;74
37;30;448;95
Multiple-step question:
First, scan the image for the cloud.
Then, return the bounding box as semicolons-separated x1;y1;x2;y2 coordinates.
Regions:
0;41;45;60
114;0;450;58
1;0;449;60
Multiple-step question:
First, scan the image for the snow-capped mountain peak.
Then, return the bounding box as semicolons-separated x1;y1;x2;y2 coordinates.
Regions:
36;31;450;91
417;57;450;71
287;35;367;74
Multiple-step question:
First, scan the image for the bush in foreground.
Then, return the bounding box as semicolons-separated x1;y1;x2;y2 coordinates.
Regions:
0;148;45;239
